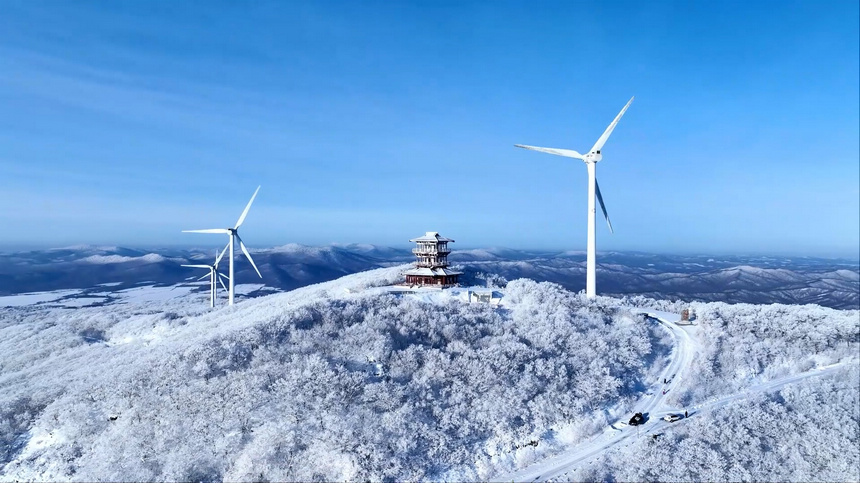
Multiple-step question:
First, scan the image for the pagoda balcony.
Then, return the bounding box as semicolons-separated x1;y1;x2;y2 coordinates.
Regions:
412;247;451;256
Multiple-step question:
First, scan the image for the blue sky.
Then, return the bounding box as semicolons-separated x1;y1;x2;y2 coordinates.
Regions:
1;0;857;257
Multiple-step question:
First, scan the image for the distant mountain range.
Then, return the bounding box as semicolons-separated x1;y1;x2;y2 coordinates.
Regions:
0;245;857;309
454;251;859;309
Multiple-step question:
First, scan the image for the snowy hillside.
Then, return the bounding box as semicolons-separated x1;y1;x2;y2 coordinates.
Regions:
1;264;858;481
1;269;667;480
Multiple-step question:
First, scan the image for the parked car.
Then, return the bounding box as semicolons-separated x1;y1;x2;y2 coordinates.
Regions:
629;412;645;426
662;413;683;422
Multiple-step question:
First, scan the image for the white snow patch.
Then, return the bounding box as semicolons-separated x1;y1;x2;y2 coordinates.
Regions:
16;427;66;461
387;286;504;305
0;289;82;307
51;244;119;251
78;253;166;264
114;285;195;303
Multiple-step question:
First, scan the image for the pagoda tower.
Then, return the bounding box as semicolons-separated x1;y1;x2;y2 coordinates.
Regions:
404;231;462;287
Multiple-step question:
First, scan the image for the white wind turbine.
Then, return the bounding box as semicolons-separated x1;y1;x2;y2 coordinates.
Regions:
515;97;633;299
181;245;230;308
183;186;263;306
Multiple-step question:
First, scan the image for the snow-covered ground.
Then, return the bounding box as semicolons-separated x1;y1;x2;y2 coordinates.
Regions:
375;285;503;306
0;290;83;307
0;267;857;481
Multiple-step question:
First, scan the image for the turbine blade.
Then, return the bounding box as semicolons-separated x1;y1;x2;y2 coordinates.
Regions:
181;264;212;269
235;185;261;229
197;273;210;281
218;275;228;292
590;96;634;154
182;229;230;234
514;144;585;160
595;179;614;234
218;272;230;281
214;243;230;267
237;235;262;278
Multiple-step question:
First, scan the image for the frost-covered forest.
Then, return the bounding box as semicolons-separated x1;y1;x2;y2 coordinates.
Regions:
1;271;665;480
672;302;858;407
574;365;860;482
1;266;858;481
617;295;859;407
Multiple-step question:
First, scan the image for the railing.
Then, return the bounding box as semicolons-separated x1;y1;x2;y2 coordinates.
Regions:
412;248;451;255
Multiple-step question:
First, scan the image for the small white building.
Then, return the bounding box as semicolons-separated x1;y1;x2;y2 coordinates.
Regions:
404;231;462;287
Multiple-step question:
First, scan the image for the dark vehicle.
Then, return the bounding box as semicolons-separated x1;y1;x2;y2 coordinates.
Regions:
629;412;645;426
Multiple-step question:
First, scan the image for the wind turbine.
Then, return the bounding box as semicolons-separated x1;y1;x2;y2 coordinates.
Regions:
515;97;633;299
181;245;230;308
182;186;263;306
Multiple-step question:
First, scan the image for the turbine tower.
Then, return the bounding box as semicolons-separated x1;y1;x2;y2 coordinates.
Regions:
181;246;230;308
183;186;263;306
515;97;633;299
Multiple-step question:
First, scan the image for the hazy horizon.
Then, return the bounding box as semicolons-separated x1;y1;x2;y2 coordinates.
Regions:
0;241;857;262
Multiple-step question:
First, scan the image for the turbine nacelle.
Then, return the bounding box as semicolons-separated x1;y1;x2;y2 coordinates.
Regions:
584;150;603;163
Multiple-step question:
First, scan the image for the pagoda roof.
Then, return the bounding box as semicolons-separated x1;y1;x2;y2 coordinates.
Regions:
410;231;454;243
404;267;463;277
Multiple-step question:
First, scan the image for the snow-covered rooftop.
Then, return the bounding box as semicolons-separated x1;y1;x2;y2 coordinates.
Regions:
409;231;454;243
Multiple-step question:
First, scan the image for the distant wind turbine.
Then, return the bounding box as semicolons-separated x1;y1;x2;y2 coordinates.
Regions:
183;186;263;306
515;97;633;299
181;245;230;308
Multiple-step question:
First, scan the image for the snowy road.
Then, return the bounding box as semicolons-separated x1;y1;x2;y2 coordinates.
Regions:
492;309;850;482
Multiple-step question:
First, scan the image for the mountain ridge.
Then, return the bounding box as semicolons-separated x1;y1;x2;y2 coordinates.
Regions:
0;245;857;309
